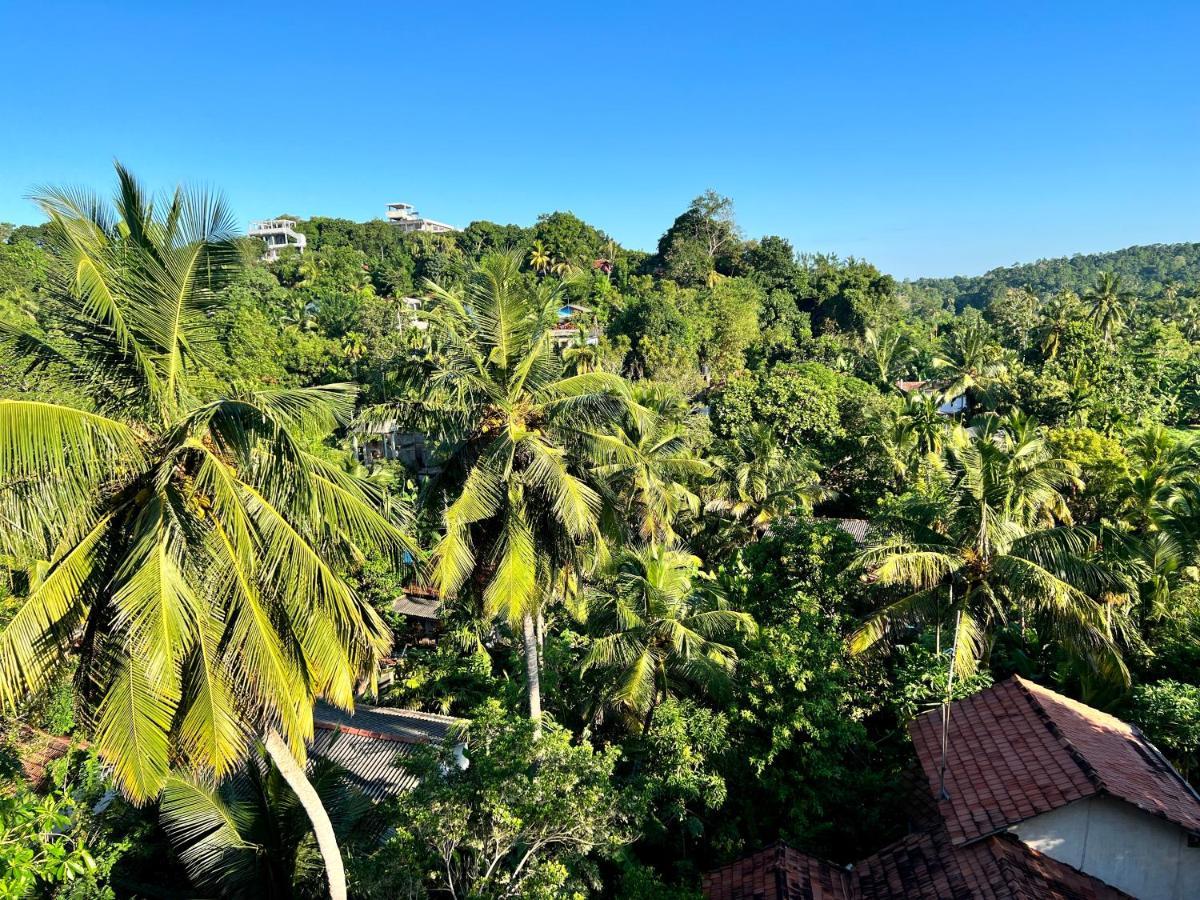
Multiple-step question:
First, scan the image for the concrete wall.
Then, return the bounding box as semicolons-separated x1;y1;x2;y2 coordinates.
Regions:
1011;795;1200;899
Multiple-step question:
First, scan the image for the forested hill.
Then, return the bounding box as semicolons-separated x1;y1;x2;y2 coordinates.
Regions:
902;241;1200;313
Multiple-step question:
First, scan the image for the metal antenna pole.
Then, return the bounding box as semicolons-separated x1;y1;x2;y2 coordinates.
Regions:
938;589;960;802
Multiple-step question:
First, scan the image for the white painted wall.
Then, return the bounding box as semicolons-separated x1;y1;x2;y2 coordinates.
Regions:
1011;795;1200;899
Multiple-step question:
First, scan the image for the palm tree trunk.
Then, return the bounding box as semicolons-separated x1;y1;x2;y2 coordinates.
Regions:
642;687;661;735
263;729;346;900
522;613;543;738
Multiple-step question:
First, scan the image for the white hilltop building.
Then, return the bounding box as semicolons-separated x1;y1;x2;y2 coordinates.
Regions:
385;202;456;234
248;219;307;261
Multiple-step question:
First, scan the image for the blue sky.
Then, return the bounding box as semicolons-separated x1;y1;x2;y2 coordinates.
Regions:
1;1;1198;278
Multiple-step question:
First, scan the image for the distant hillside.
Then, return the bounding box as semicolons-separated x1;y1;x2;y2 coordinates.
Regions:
901;242;1200;313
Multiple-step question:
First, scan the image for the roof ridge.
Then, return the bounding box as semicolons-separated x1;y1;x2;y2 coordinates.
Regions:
1010;677;1108;794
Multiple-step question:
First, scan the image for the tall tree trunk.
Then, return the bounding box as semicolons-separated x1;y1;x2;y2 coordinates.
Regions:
522;613;543;739
642;686;661;735
264;729;346;900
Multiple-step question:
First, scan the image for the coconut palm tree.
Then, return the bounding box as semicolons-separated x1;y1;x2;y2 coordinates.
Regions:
377;251;628;736
581;543;754;731
704;424;830;539
562;328;599;375
850;412;1130;681
280;297;318;333
861;325;913;390
159;748;372;898
588;397;710;544
1083;271;1135;345
0;166;416;899
1037;290;1078;361
930;319;1007;412
528;240;551;274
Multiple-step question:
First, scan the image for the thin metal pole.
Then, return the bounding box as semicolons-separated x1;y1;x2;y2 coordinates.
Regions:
938;589;960;802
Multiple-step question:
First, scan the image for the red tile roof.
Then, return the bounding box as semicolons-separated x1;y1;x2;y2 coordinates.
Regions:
909;676;1200;845
704;829;1130;900
851;828;1130;899
702;843;851;900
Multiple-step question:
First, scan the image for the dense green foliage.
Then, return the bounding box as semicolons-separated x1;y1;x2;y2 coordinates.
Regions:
904;241;1200;313
2;175;1200;898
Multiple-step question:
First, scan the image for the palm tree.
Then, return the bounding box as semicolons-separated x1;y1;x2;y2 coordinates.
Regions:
1112;426;1198;632
0;166;415;899
1083;271;1134;345
1037;290;1078;361
550;257;576;278
159;748;371;898
930;319;1007;412
588;394;710;544
379;252;628;735
861;325;913;390
340;331;367;363
280;297;318;333
528;240;551;274
704;424;829;539
581;543;754;731
850;412;1130;681
562;328;599;375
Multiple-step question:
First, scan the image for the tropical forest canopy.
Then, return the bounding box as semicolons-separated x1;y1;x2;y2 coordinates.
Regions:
2;175;1200;898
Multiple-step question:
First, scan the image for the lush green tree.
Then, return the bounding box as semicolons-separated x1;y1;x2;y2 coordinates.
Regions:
656;192;741;287
382;252;628;734
358;701;630;900
851;412;1129;681
582;544;754;731
0;783;103;896
693;277;762;381
1129;680;1200;780
798;254;896;334
1083;271;1135;345
0;167;417;899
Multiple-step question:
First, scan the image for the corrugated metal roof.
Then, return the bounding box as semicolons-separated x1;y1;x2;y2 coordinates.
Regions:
310;702;464;802
393;592;440;620
309;728;423;802
813;517;872;544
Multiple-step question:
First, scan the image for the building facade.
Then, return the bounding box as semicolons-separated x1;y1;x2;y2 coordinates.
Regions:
248;219;307;261
386;202;456;234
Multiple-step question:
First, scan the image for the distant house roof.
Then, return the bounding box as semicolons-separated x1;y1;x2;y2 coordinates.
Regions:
310;701;462;802
392;588;440;620
702;830;1129;900
814;517;871;544
851;828;1129;900
702;843;850;900
909;676;1200;845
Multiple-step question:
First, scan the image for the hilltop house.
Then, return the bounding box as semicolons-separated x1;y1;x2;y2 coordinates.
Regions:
248;219;306;262
386;202;456;234
551;303;599;350
704;676;1200;899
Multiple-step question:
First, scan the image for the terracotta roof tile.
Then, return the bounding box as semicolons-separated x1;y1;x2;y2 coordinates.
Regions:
702;843;852;900
705;830;1130;900
909;676;1200;844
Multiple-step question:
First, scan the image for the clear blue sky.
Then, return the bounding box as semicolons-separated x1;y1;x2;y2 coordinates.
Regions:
1;1;1198;278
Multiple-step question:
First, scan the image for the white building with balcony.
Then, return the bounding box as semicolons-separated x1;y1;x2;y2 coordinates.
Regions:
385;203;456;234
248;219;307;261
